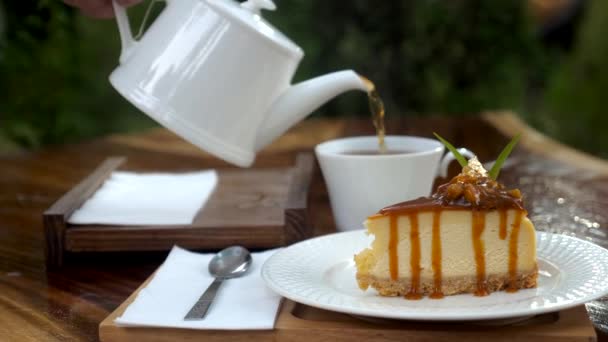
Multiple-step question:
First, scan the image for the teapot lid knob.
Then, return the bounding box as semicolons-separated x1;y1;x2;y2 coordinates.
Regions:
241;0;276;15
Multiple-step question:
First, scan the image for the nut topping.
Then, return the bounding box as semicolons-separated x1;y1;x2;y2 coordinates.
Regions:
430;156;525;211
446;183;464;200
463;184;480;205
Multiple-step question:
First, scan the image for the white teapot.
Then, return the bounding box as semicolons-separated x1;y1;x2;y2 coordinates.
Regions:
109;0;368;167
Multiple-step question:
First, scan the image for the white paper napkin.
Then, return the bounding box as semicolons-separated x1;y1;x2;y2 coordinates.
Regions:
115;246;282;330
68;170;218;225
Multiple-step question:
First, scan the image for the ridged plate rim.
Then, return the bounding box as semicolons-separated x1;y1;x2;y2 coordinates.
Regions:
261;230;608;321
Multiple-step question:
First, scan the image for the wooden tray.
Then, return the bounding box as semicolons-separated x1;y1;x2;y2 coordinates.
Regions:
99;271;597;342
44;153;314;268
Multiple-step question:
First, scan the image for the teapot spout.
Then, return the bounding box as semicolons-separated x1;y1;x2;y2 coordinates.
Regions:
255;70;368;151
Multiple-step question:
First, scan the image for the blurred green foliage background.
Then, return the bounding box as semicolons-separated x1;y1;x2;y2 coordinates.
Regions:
0;0;606;158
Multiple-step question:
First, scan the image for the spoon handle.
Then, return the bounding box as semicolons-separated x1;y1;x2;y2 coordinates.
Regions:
184;278;223;320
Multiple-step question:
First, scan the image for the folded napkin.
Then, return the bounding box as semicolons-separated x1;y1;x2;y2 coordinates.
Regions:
68;170;217;225
115;246;282;330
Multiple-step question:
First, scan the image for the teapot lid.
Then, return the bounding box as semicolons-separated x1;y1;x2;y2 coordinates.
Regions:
207;0;304;59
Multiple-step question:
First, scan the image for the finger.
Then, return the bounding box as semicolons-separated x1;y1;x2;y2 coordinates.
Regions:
62;0;106;10
79;3;116;19
63;0;113;18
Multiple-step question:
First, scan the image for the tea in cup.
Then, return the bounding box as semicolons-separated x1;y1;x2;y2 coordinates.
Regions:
315;136;473;231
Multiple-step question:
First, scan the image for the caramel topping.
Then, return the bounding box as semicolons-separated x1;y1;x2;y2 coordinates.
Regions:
472;210;488;296
507;211;524;292
507;189;522;199
404;213;422;300
445;183;464;200
499;209;508;240
378;157;524;216
430;210;444;299
389;215;399;281
433;173;523;210
370;155;529;299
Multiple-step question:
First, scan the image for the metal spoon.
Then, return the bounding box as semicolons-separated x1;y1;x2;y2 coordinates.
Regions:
184;246;252;320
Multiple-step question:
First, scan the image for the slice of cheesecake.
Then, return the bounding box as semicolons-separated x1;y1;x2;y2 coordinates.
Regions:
354;157;537;299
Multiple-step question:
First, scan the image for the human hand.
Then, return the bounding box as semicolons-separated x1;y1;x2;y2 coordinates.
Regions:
63;0;142;19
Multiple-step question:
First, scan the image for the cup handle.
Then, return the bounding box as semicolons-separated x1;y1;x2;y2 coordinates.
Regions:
438;148;476;178
112;1;137;64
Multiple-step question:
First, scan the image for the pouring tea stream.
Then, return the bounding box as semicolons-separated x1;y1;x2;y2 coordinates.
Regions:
109;0;377;167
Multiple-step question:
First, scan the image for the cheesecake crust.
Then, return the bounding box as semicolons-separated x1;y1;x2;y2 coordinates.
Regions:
356;266;538;297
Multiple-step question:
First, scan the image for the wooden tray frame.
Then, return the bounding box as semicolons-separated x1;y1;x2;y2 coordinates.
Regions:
44;153;314;268
99;272;597;342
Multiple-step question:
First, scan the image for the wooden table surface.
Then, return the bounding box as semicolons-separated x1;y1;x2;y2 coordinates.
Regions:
0;113;607;341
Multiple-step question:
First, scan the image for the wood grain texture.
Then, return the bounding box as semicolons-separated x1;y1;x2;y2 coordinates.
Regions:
284;153;315;244
43;157;126;268
276;302;595;342
483;111;608;175
100;273;596;342
45;153;314;266
0;115;606;341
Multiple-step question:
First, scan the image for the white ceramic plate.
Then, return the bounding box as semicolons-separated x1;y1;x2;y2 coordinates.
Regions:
261;230;608;321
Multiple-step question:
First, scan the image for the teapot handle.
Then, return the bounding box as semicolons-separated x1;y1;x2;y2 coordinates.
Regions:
112;0;137;63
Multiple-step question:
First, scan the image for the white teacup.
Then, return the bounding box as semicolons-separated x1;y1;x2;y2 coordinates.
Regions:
315;136;473;231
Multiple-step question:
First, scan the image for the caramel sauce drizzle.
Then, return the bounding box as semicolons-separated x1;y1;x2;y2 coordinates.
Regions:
472;210;489;296
499;209;508;240
375;165;527;299
389;215;399;281
405;213;422;300
507;211;524;292
430;210;444;299
379;176;524;217
381;208;524;299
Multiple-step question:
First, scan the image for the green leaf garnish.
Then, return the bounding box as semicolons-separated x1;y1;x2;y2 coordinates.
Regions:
489;134;521;180
433;133;468;167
